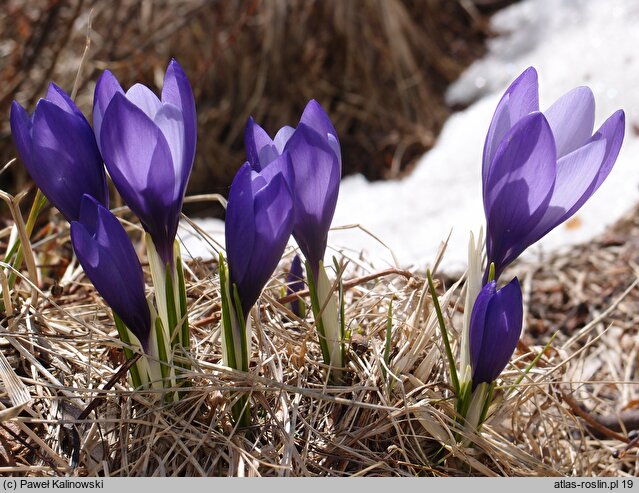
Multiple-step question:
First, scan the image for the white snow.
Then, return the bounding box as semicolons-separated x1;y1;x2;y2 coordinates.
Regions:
181;0;639;273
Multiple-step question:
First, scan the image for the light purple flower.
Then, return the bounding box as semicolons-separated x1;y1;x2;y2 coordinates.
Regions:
225;157;294;318
483;67;625;280
94;59;196;267
10;84;108;222
71;195;151;350
469;277;522;388
244;100;341;277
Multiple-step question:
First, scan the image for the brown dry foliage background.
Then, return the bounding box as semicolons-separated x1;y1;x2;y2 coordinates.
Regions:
0;0;507;215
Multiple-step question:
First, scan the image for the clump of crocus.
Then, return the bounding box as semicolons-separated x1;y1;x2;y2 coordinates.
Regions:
71;194;159;389
221;157;294;424
10;83;108;222
94;59;196;376
483;67;625;281
245;100;344;374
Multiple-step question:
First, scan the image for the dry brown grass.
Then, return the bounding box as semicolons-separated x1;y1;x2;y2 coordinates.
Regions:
0;199;637;477
0;0;502;210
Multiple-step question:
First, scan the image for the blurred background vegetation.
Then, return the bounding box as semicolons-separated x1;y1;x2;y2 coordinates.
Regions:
0;0;510;216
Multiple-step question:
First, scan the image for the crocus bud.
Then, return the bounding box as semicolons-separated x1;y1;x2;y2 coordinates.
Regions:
95;59;196;267
10;84;108;222
71;194;151;350
483;67;624;281
286;254;305;317
225;157;294;318
469;277;523;388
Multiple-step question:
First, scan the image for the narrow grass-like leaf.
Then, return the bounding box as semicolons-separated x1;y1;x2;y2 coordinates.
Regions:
511;331;558;389
427;269;459;394
218;253;237;370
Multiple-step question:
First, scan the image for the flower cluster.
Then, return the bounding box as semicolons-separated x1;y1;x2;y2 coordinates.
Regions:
458;67;625;431
10;60;196;391
8;60;626;430
221;100;343;385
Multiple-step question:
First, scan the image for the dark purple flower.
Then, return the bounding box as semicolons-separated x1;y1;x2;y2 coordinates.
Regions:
244;100;341;277
225;157;294;318
286;254;305;317
10;83;108;222
94;59;196;267
469;277;522;388
484;67;625;280
71;195;151;350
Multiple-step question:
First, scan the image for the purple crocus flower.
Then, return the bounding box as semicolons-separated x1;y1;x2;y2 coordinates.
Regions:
71;195;151;350
10;83;108;222
94;59;196;267
225;157;294;318
244;100;341;277
469;277;523;388
484;67;625;281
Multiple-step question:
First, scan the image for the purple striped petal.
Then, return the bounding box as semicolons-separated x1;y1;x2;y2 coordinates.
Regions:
244;116;278;171
483;67;539;186
589;109;625;191
125;84;162;120
9;102;33;170
225;163;256;295
485;112;556;279
93;70;124;150
544;86;595;158
300;99;341;164
161;59;197;187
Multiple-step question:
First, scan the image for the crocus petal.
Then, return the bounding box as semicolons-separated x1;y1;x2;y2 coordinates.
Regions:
225;163;256;292
273;125;295;154
589;109;625;191
483;67;539;185
100;92;177;264
299;99;341;164
285;122;341;274
93;70;124;150
470;278;523;387
9;102;34;170
245;117;277;171
161;59;197;185
71;195;151;349
29;99;107;221
46;83;85;120
523;139;606;245
153;104;185;199
125;83;162;120
485;112;556;278
258;151;294;192
544;86;595;158
238;173;294;316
